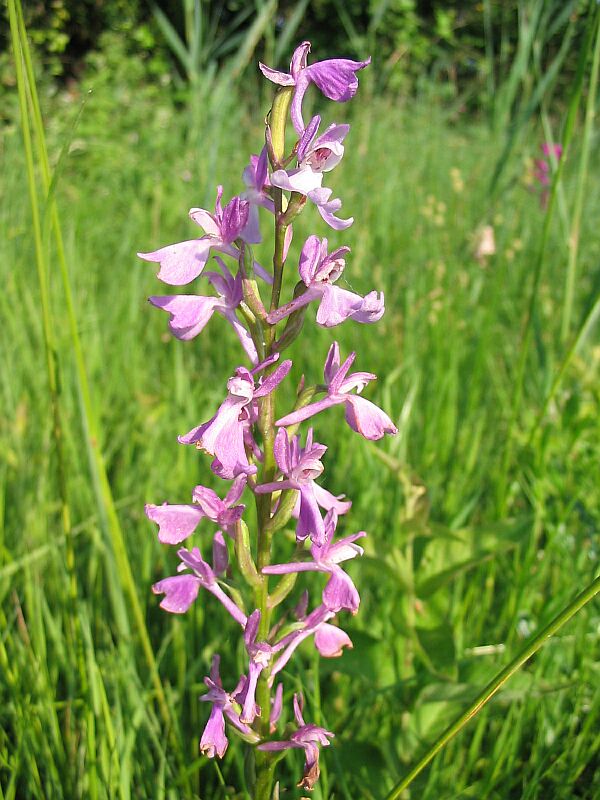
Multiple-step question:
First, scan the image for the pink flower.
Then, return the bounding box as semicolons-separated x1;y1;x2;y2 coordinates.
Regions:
259;41;370;134
149;259;258;364
270;117;354;230
199;655;258;758
138;186;250;286
152;543;246;624
268;235;384;327
277;342;397;440
241;147;274;244
258;693;334;790
263;509;364;614
179;357;292;479
255;428;350;545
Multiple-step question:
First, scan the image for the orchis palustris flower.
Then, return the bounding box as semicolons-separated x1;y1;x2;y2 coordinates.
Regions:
240;610;275;724
143;40;397;797
200;655;259;758
263;508;364;614
259;40;370;134
152;541;246;624
145;473;246;544
179;357;292;479
255;428;350;545
268;234;384;327
138;186;251;285
149;259;258;364
258;693;334;790
271;117;354;230
277;341;398;440
270;117;347;194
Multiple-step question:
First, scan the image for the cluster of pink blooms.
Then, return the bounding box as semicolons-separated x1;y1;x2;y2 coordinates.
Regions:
140;42;396;792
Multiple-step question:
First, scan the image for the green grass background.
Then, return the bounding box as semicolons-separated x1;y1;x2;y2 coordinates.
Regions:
1;16;600;800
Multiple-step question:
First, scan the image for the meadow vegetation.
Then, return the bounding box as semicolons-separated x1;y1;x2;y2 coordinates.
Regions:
1;2;600;798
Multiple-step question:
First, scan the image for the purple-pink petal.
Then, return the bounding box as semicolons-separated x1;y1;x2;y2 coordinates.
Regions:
315;285;366;327
244;609;261;649
149;294;222;340
152;574;201;613
138;238;213;286
270;683;283;731
298;234;327;285
253;359;293;398
297;115;322;161
314;623;353;657
308;187;354;230
270;167;323;195
305;57;371;102
257;64;295;86
311;484;352;516
322;568;360;614
258;739;298;752
348;290;385;324
189;206;220;235
276;395;343;428
344;394;398;440
200;705;228;758
221;196;250;244
223;311;259;365
212;531;229;576
273;427;292;474
240;662;261;724
145;502;205;545
297;484;326;545
262;561;321;576
290;41;311;76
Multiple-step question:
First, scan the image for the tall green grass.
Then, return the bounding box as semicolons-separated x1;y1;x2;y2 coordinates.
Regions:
2;7;600;800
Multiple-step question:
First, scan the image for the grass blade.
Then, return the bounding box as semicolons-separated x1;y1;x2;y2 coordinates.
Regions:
384;572;600;799
561;6;600;341
11;2;189;788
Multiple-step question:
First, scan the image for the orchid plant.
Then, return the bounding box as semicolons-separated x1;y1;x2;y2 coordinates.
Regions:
140;42;396;798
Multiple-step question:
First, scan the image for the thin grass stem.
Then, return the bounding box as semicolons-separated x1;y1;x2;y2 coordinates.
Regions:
11;2;190;790
384;572;600;800
561;5;600;341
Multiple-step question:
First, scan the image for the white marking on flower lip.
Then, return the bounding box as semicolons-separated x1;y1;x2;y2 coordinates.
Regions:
226;375;254;401
315;256;345;283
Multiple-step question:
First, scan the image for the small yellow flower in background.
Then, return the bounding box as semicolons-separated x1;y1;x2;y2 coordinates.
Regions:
450;167;464;193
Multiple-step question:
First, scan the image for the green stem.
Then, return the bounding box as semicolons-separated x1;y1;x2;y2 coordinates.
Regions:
9;2;84;779
268;87;293;314
561;6;600;342
252;85;293;800
384;572;600;800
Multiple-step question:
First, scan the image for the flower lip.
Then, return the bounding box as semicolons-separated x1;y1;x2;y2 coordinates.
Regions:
227;370;255;401
314;252;347;283
297;121;349;173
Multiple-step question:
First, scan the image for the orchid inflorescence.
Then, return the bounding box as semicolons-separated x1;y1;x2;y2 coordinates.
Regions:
140;41;396;797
